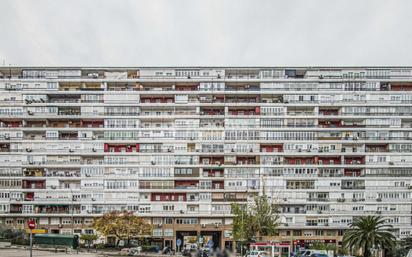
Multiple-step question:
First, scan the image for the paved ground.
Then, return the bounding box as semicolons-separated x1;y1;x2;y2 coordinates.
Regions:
0;249;100;257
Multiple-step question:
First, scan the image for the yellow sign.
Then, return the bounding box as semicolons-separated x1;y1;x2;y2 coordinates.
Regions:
26;229;47;234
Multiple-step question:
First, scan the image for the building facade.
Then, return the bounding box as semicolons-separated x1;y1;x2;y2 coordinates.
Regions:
0;67;412;249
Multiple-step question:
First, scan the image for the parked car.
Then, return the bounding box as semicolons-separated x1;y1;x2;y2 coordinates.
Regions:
310;254;329;257
162;246;174;255
127;247;141;256
182;248;192;257
247;250;269;257
296;250;329;257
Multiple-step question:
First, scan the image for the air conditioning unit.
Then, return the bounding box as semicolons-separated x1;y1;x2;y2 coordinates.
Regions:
69;149;74;153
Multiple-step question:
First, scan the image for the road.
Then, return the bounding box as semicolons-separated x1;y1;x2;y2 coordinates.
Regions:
0;249;100;257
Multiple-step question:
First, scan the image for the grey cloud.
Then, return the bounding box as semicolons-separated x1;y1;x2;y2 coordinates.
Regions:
0;0;412;66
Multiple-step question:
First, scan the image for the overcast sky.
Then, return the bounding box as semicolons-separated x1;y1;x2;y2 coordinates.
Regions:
1;0;411;67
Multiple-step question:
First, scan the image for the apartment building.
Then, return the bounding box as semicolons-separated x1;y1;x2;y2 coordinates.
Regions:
0;66;412;249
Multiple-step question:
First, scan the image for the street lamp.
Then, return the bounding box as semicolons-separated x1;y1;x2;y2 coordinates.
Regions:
69;187;75;235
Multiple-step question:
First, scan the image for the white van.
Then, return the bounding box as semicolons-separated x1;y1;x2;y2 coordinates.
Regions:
296;249;331;257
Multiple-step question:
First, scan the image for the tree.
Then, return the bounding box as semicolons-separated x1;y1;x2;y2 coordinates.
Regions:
0;225;26;245
391;236;412;257
231;203;254;243
232;194;279;244
80;234;98;251
250;194;280;239
93;211;152;247
343;215;396;257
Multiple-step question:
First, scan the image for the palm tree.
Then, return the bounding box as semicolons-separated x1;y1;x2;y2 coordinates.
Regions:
343;216;396;257
400;236;412;250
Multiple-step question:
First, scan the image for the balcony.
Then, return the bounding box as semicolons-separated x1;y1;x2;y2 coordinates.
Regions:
0;121;22;128
22;180;46;189
44;169;81;177
0;143;10;152
10;204;22;214
286;180;315;189
212;181;224;190
228;107;259;116
24;192;35;201
319;120;342;128
284;157;315;165
261;144;283;153
104;143;139;153
365;144;388;153
175;85;198;91
24;168;45;177
319;109;339;116
140;97;174;104
175;180;199;190
59;132;78;140
236;156;258;165
56;107;81;116
107;82;141;91
318;157;341;165
203;168;224;178
225;96;259;103
200;157;224;166
34;205;81;214
200;108;224;116
151;193;186;201
390;82;412;91
49;95;81;103
307;198;329;202
344;156;365;165
344;169;363;177
341;180;365;190
199;95;225;103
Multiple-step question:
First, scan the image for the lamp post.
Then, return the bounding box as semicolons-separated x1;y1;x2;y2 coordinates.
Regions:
69;187;75;235
240;207;245;257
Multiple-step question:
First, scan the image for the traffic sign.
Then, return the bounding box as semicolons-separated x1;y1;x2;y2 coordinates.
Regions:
27;220;36;230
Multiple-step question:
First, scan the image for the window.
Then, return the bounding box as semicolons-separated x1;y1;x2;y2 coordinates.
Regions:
164;229;173;237
163;205;174;211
